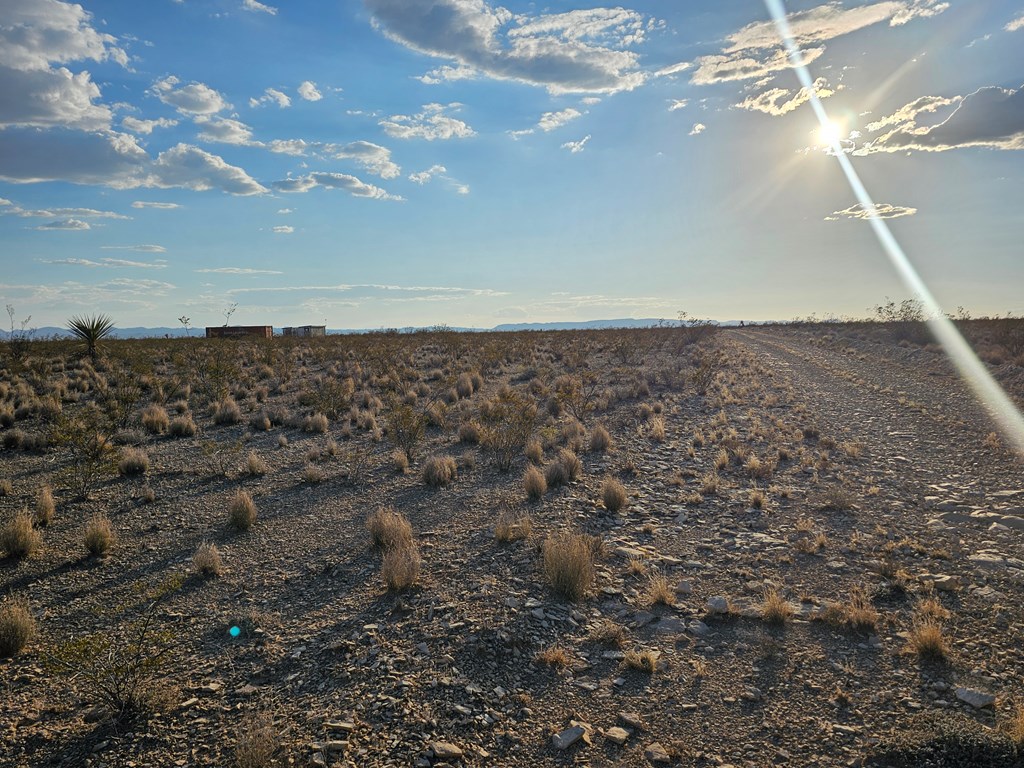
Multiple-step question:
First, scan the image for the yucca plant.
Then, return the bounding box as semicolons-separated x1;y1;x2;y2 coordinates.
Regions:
67;314;115;361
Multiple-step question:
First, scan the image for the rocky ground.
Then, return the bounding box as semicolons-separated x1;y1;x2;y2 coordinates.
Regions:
1;325;1022;768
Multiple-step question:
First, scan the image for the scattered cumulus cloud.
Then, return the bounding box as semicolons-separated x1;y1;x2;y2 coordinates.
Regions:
735;77;837;116
329;141;400;179
152;76;230;115
365;0;656;94
1007;15;1024;32
272;225;294;233
561;135;591;153
297;81;322;101
122;116;178;134
35;218;90;230
242;0;277;15
668;99;688;112
380;103;475;141
272;172;403;200
195;267;284;274
538;108;583;131
131;201;181;209
250;87;291;108
2;203;128;219
195;116;255;145
689;123;706;136
407;165;469;194
825;203;917;220
101;244;168;253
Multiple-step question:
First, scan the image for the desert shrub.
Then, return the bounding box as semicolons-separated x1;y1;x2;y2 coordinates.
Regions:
545;448;582;489
168;414;198;437
1;511;41;559
623;649;659;673
0;479;12;496
589;424;612;452
235;711;279;768
212;398;242;425
422;455;457;487
118;447;149;476
0;596;36;657
366;507;413;550
524;465;547;501
381;542;421;591
906;620;949;661
193;541;223;577
141;404;169;434
601;476;628;512
868;712;1018;768
391;449;409;473
301;412;329;434
458;420;482;444
542;531;595;601
524;439;543;464
761;588;794;625
249;412;271;432
229;490;257;531
246;450;268;476
84;513;115;557
35;484;55;525
480;390;536;471
386;401;427;462
302;464;325;484
455;372;475;399
495;510;532;542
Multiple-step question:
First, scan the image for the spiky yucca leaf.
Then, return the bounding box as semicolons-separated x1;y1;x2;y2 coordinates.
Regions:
67;314;115;360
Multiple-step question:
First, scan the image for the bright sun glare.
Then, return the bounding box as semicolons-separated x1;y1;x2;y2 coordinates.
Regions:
817;119;845;145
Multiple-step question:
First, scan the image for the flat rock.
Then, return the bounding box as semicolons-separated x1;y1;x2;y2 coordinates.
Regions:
955;688;995;709
430;742;463;760
645;742;672;763
552;725;590;750
605;726;630;745
707;596;729;614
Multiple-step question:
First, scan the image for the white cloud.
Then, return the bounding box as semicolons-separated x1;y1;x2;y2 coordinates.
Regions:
365;0;651;94
668;99;688;112
249;87;291;108
735;77;837;116
859;85;1024;153
380;103;475;141
1007;15;1024;32
277;208;293;214
35;218;90;230
195;116;256;145
328;141;400;179
272;225;293;233
417;64;478;85
101;245;168;254
0;0;127;71
152;144;267;194
131;201;181;209
297;80;322;101
825;202;917;220
196;267;283;274
48;254;166;266
152;76;230;115
538;108;583;131
689;123;706;136
122;116;178;134
242;0;277;15
690;46;825;86
407;165;469;194
0;65;112;130
3;204;128;219
272;172;402;200
561;135;591;153
864;95;960;132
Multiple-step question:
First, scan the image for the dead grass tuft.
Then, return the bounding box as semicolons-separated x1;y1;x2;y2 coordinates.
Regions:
234;711;279;768
906;620;949;661
0;596;35;657
35;485;55;526
118;446;150;476
84;513;115;557
819;585;878;632
495;510;532;542
168;414;198;437
366;507;413;550
246;450;268;476
761;588;794;625
228;490;257;531
589;619;627;647
1;511;42;559
141;404;170;434
534;646;570;668
212;398;242;425
623;649;659;674
601;476;628;512
542;531;595;602
588;424;612;452
524;464;547;501
422;455;458;487
644;570;675;606
193;541;224;577
381;542;421;591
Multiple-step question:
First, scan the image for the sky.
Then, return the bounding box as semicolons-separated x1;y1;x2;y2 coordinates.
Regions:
1;0;1023;330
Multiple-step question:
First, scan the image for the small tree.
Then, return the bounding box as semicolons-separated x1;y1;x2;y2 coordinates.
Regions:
67;314;115;361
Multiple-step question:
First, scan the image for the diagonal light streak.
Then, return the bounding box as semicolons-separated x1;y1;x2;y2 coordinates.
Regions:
765;0;1024;457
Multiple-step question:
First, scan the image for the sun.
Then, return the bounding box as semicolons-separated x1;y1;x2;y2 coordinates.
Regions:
817;119;845;145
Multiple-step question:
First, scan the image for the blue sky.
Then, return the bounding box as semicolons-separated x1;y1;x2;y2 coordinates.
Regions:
2;0;1023;329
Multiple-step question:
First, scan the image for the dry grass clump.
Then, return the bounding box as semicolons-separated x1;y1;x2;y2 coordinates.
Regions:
228;490;257;531
0;479;12;497
819;585;879;632
905;620;949;661
601;476;628;512
1;511;42;559
301;413;329;434
366;507;413;550
35;485;55;526
0;596;35;657
212;398;242;425
623;649;659;674
246;450;268;476
381;542;421;591
749;488;766;509
118;447;149;476
234;711;278;768
542;531;595;602
648;416;666;442
534;646;570;668
168;414;198;437
391;448;410;473
761;588;794;625
524;465;547;501
422;455;458;487
589;619;627;647
524;439;543;464
455;372;475;399
141;404;170;434
84;513;115;557
1004;703;1024;748
699;472;720;496
495;509;533;542
545;448;582;489
458;421;482;444
302;464;325;484
820;485;853;511
193;541;224;577
644;570;675;606
588;424;612;452
249;412;271;432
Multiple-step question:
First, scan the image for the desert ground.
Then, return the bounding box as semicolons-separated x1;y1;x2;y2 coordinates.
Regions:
1;320;1023;767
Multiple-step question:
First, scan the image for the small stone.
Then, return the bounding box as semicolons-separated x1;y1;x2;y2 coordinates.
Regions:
645;742;672;764
618;711;645;730
552;726;588;750
430;742;464;761
605;727;630;745
707;596;729;614
955;687;996;708
675;579;693;595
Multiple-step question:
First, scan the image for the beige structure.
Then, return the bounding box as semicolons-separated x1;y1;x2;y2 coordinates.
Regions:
282;325;327;337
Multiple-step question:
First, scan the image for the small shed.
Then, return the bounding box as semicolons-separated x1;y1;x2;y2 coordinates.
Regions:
205;325;274;339
282;325;327;337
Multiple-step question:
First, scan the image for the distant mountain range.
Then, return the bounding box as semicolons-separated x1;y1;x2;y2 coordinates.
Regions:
1;317;756;340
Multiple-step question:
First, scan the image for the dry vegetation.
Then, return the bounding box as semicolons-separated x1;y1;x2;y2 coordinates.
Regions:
1;319;1023;766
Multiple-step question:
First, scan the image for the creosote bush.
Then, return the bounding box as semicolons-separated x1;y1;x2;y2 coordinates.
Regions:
118;446;150;476
84;513;115;557
229;490;257;531
524;465;547;501
601;476;627;512
542;531;595;602
1;511;42;559
366;507;413;550
0;596;36;657
193;541;224;578
422;455;457;487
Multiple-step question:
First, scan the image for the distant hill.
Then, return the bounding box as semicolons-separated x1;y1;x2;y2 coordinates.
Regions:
0;318;761;341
